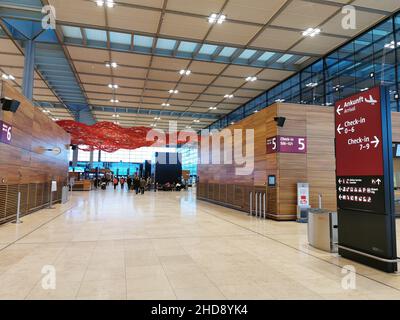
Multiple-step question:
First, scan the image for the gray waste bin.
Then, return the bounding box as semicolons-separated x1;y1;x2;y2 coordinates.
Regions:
307;209;338;253
61;186;69;204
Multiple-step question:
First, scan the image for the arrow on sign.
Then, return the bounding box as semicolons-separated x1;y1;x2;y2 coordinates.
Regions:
376;179;382;185
337;124;344;135
336;105;343;115
371;136;380;148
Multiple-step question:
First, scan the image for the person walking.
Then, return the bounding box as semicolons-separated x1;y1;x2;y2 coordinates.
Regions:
133;176;140;194
146;177;151;191
140;177;146;195
113;176;118;190
120;177;125;190
127;176;132;191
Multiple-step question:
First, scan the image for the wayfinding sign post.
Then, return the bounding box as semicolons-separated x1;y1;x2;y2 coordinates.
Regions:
335;86;397;272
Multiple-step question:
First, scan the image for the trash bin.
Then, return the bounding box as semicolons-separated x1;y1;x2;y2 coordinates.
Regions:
61;186;69;204
307;209;338;253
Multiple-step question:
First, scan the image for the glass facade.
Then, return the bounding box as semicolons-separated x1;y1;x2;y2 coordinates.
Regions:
207;12;400;130
70;146;199;176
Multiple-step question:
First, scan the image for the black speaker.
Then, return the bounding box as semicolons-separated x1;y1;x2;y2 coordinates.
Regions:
1;98;20;113
274;117;286;127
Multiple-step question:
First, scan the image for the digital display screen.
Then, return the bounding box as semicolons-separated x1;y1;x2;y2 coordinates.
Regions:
268;175;276;186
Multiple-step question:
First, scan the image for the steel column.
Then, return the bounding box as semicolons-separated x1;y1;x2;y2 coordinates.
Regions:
22;40;35;100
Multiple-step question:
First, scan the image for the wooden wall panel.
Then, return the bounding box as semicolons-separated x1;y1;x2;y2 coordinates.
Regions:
0;82;70;224
198;102;400;221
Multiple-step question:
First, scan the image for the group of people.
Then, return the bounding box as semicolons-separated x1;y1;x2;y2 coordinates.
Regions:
112;175;151;194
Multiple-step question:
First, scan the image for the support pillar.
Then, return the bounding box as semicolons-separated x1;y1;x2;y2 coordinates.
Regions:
22;40;35;100
72;148;78;167
89;150;94;169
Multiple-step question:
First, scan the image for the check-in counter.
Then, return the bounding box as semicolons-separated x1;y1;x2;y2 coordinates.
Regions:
71;180;92;191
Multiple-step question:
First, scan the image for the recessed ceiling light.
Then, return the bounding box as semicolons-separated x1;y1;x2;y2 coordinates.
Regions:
97;0;114;8
112;114;120;118
224;94;234;99
154;117;161;120
168;89;179;94
186;126;192;129
209;107;217;110
245;76;257;82
110;99;119;103
2;74;15;80
275;99;285;103
108;84;118;89
193;119;200;123
306;82;318;88
106;61;118;68
42;109;51;113
179;69;191;76
360;87;369;92
162;103;170;107
230;122;235;125
384;41;400;49
370;72;375;78
208;13;226;24
150;123;157;127
302;28;321;37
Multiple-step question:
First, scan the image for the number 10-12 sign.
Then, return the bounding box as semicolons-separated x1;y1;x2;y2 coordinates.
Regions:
0;121;12;145
266;135;307;154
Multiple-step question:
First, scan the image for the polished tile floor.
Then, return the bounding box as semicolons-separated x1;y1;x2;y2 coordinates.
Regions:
1;187;400;300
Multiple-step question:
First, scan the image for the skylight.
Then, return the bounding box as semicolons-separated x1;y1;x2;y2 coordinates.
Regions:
198;44;218;55
134;35;153;48
238;49;257;60
218;47;236;57
156;38;177;50
178;41;198;52
109;32;131;45
276;54;294;64
85;28;107;42
257;52;275;62
61;26;82;39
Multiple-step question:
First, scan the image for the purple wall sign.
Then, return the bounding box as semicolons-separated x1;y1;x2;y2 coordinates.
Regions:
0;121;12;145
266;135;307;154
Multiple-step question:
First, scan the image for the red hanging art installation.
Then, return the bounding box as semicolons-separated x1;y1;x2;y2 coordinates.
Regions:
56;120;198;153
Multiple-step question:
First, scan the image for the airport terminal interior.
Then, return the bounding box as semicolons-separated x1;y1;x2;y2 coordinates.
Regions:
1;0;400;300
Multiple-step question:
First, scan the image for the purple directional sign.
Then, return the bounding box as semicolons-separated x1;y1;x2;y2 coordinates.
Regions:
0;121;12;144
266;135;307;154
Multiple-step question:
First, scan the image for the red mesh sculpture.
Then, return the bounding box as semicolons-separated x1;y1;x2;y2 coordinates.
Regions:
56;120;198;152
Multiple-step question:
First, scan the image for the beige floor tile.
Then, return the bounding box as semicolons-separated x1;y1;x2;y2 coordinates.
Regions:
126;274;173;293
127;288;176;300
26;281;81;300
0;189;399;300
76;279;126;300
175;286;225;300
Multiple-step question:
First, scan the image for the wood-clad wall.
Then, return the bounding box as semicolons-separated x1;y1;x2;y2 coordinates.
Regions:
0;82;70;223
198;103;400;220
276;104;335;219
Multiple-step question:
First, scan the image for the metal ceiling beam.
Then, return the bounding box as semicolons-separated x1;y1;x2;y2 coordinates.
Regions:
34;101;219;120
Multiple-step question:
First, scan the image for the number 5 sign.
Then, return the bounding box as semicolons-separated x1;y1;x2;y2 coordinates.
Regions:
266;135;307;154
0;121;12;144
